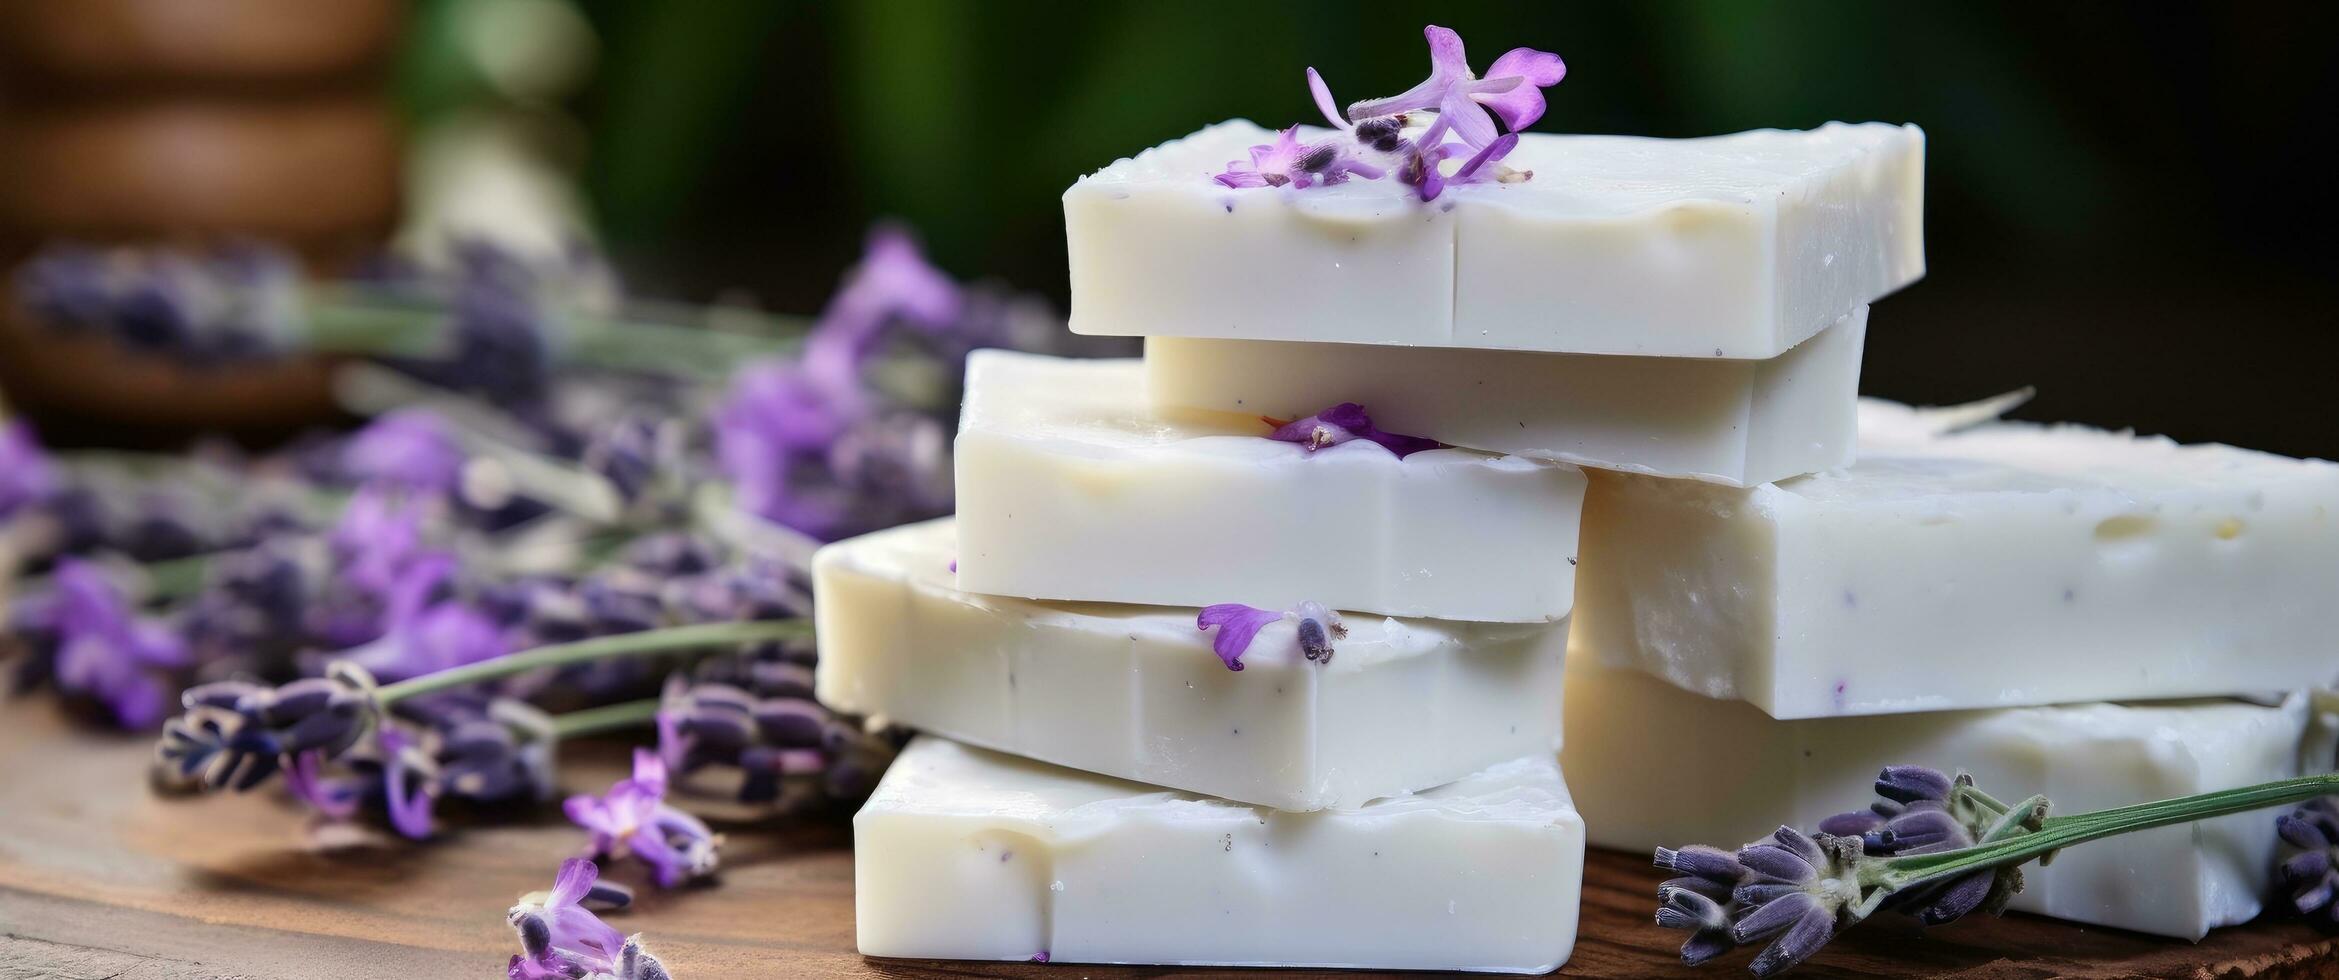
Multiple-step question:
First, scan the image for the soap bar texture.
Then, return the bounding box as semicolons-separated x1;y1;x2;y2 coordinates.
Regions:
1575;398;2339;717
813;518;1567;810
1066;120;1922;359
954;350;1586;622
1561;660;2314;940
1146;308;1864;487
855;736;1585;972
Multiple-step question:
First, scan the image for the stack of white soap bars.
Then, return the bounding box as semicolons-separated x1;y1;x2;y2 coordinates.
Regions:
810;119;1937;973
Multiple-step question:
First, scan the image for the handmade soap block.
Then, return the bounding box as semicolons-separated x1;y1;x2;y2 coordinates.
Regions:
954;350;1586;622
1146;308;1864;487
1574;398;2339;717
856;736;1585;973
1066;119;1922;359
813;518;1566;811
1561;660;2312;940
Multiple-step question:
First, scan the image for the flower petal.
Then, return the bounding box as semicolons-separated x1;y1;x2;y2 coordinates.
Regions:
1196;603;1284;671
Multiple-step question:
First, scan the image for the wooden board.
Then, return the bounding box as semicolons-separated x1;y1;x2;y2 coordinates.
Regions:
2;697;2334;979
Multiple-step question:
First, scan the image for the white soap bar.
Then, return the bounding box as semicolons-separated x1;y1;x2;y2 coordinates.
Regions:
954;350;1586;622
1575;398;2339;717
1066;119;1922;359
1561;660;2310;940
856;736;1584;972
813;518;1566;811
1146;309;1864;487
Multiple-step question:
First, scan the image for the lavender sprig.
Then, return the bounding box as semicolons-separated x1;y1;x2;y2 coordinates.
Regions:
1657;766;2339;976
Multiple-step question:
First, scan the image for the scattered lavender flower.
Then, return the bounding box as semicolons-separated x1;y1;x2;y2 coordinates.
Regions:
0;420;59;521
798;225;963;388
1228;25;1561;202
377;723;441;839
1346;26;1566;148
31;560;190;728
1195;601;1346;671
1213;125;1382;190
440;241;555;404
344;409;469;495
508;858;673;980
1264;403;1443;458
2277;797;2339;923
565;748;723;887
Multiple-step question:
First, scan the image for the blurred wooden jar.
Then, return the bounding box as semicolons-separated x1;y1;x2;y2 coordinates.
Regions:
0;0;407;445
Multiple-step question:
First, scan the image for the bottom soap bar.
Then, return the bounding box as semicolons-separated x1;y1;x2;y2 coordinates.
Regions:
855;736;1585;973
1562;660;2314;940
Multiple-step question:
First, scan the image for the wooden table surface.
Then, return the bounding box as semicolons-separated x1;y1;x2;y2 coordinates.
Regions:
3;697;2334;980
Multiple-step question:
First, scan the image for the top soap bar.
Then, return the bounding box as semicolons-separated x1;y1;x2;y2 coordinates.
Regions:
1065;120;1924;359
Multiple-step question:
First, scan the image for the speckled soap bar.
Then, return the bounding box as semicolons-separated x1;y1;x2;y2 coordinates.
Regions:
1066;119;1922;359
954;350;1585;622
855;736;1585;973
813;518;1567;811
1574;398;2339;717
1146;307;1865;487
1562;659;2317;940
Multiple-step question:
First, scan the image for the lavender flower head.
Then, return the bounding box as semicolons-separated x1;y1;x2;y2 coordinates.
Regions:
1345;26;1567;148
1213;125;1383;190
344;409;469;495
158;664;379;791
33;559;190;728
1265;403;1442;458
2276;797;2339;923
565;748;723;888
508;858;672;980
0;420;59;521
1195;601;1346;671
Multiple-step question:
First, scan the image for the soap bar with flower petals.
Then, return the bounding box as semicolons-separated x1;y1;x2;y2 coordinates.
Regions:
812;517;1566;811
1066;119;1921;359
1561;659;2315;940
854;735;1584;972
1146;308;1865;487
954;350;1585;622
1574;398;2339;717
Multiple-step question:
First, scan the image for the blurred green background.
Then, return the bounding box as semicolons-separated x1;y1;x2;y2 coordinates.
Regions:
412;0;2334;457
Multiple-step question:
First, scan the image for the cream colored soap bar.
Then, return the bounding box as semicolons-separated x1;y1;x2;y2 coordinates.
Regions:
1146;309;1864;487
1066;119;1921;359
856;736;1585;973
1576;398;2339;717
954;350;1585;622
813;518;1566;811
1562;661;2312;940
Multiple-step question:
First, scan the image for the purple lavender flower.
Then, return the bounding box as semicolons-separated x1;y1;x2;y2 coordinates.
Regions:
159;667;378;791
378;724;440;839
565;748;723;887
441;242;553;404
39;560;190;728
344;410;469;495
12;243;299;365
1344;26;1566;148
1196;601;1346;671
2277;798;2339;923
1213;126;1384;190
1654;844;1743;966
798;225;963;387
508;859;671;980
1264;403;1443;458
714;361;863;537
0;420;59;521
1726;826;1852;977
656;665;900;808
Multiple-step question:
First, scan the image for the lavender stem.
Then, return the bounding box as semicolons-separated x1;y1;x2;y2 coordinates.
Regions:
373;619;810;704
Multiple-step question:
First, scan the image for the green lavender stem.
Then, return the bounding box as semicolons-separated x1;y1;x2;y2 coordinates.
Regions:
302;290;806;378
549;698;664;740
374;619;811;704
1868;773;2339;893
